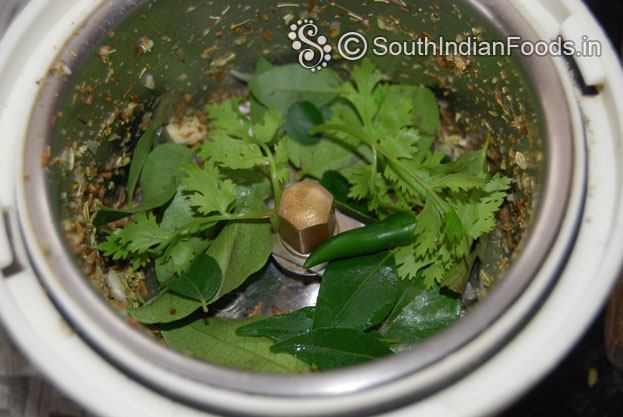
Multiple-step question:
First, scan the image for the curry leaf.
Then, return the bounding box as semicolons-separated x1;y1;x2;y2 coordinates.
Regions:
313;252;409;331
155;236;212;284
236;307;315;342
221;168;273;201
93;143;191;226
249;58;275;124
379;283;461;352
161;317;310;373
140;143;192;201
270;328;392;370
206;194;273;302
162;254;222;312
319;170;373;220
160;187;202;232
127;95;178;202
248;64;341;114
287;138;363;179
93;190;176;226
127;291;200;324
411;85;440;137
284;101;325;145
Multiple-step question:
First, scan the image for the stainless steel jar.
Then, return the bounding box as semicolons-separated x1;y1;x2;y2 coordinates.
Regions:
0;1;621;416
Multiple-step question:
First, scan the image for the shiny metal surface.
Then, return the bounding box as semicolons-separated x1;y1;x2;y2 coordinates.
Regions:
272;209;365;278
278;181;336;254
16;0;580;414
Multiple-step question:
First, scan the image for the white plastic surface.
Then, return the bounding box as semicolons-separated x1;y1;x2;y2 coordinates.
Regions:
0;217;12;270
560;16;606;86
0;0;621;416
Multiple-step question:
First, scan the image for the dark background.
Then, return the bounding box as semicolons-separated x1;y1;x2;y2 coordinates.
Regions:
503;1;623;416
585;0;622;54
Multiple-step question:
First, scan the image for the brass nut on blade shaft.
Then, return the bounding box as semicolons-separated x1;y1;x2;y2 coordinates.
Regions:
278;181;336;254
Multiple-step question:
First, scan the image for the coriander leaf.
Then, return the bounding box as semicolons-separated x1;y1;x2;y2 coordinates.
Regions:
140;143;193;202
325;99;365;149
116;212;172;253
342;59;386;126
98;232;128;260
379;283;460;352
319;170;373;220
395;236;458;287
384;151;447;193
163;240;196;275
440;248;480;294
376;85;416;133
236;307;315;342
252;106;282;143
206;194;273;302
205;99;251;139
420;149;450;172
313;252;409;331
273;138;291;185
97;232;150;269
162;254;222;312
197;100;275;172
249;64;341;114
430;173;486;192
161;317;310;373
127;291;200;324
160;187;203;232
199;132;266;169
451;174;512;239
394;242;421;281
368;175;395;214
421;258;448;288
414;194;442;258
155;236;212;284
270;328;392;370
284;101;325;145
127;95;178;202
345;162;393;214
344;162;375;200
351;59;386;99
429;149;487;178
442;209;464;242
378;84;440;137
382;129;420;160
179;162;236;216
